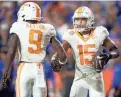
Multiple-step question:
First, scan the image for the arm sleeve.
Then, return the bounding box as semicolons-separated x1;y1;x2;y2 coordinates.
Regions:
48;24;56;37
62;29;70;42
9;22;19;36
100;26;109;44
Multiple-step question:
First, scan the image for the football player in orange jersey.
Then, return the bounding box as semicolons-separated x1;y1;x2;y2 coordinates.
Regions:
62;6;119;97
2;2;67;97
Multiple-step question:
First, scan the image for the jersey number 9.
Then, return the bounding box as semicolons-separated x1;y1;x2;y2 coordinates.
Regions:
28;29;42;54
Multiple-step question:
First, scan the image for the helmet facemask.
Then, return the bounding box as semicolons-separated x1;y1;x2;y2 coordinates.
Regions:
73;6;95;33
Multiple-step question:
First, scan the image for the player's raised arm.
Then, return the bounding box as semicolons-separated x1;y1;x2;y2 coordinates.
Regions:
51;36;67;62
50;36;67;72
62;40;70;53
95;36;120;66
103;37;120;59
62;29;72;54
2;34;19;88
93;27;120;70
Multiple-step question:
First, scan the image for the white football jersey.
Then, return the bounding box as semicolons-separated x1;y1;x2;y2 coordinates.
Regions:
63;26;109;74
10;21;56;62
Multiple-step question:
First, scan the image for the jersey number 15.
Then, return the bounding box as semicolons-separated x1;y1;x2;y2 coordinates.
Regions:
77;44;96;65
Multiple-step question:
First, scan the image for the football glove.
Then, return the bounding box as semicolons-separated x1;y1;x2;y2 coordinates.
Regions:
51;53;66;72
93;46;112;72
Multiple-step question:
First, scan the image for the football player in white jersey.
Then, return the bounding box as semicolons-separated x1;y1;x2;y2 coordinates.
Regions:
2;2;67;97
62;6;120;97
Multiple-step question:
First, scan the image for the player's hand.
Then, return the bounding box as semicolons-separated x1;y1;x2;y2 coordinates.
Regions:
97;53;112;65
97;53;111;60
2;71;10;88
51;53;64;72
93;51;111;72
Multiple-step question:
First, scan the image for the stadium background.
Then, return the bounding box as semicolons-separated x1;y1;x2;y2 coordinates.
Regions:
0;1;121;97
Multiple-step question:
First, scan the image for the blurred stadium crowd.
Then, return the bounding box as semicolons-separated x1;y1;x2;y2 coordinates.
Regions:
0;1;121;97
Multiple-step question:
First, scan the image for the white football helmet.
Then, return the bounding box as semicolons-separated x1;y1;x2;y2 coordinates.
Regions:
17;2;42;22
73;6;95;33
